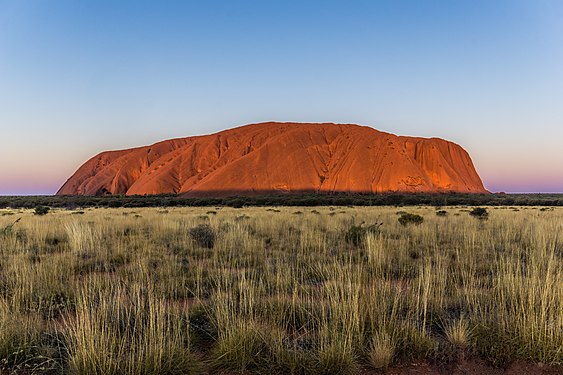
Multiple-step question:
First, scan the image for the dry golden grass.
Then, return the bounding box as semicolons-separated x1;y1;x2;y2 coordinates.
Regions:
445;318;471;349
368;332;395;369
0;205;561;374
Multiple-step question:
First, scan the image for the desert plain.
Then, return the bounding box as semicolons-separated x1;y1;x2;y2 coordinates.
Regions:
0;204;561;374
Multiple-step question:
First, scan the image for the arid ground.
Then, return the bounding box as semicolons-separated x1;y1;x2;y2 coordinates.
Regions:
0;206;561;374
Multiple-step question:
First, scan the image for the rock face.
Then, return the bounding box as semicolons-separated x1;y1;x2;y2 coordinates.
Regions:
57;122;487;196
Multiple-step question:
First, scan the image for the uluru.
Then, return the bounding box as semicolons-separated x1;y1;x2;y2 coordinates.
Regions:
57;122;487;196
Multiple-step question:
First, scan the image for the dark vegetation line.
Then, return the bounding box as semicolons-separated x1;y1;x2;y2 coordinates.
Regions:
0;193;562;209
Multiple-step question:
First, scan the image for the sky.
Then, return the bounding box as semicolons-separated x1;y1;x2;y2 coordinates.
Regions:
1;0;562;195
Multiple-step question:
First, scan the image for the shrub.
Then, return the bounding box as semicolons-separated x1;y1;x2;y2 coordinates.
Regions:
33;206;50;216
189;224;216;249
398;213;424;226
435;210;448;217
469;207;489;220
344;222;383;247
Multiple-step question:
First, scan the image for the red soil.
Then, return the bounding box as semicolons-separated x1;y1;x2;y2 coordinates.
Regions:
361;359;562;375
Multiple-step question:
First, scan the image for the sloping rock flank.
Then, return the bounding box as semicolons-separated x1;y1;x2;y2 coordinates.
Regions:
57;122;487;196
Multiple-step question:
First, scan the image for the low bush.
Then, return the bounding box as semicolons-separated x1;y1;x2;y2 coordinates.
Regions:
188;224;216;249
469;207;489;219
398;213;424;226
33;206;50;216
345;222;383;246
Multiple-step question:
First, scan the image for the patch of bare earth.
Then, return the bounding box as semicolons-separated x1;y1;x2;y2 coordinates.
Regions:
360;358;562;375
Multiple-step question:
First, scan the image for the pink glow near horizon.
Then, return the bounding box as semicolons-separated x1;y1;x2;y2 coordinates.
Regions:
1;132;563;195
2;167;562;196
1;125;563;195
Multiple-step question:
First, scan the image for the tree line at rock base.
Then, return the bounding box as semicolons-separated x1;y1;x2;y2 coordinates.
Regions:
1;193;562;209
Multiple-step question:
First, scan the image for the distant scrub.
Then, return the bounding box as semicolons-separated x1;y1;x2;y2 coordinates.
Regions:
1;193;562;209
398;213;424;226
469;207;489;220
33;206;50;216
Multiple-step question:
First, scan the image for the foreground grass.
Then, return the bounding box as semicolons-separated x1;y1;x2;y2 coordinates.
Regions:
0;205;561;374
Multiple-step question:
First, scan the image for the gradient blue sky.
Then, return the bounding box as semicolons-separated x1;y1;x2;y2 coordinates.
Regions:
1;0;562;194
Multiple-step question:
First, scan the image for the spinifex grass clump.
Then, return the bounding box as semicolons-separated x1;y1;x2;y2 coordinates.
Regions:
64;285;201;375
445;318;471;349
368;332;395;369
